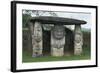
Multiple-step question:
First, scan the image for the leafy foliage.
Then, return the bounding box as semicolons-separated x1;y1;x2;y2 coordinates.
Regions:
22;14;31;28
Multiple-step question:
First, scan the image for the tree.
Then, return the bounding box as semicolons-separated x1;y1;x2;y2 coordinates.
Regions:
22;10;58;30
22;14;31;28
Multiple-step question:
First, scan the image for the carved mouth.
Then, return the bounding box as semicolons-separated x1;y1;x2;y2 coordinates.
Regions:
34;37;42;42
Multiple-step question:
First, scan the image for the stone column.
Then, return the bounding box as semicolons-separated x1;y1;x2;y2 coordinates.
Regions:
74;25;83;55
29;21;43;57
51;25;65;56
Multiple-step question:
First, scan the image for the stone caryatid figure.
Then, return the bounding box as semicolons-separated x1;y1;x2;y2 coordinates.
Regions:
74;25;83;55
51;25;65;56
32;21;43;57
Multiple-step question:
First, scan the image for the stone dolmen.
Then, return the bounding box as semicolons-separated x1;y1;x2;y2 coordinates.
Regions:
28;16;86;57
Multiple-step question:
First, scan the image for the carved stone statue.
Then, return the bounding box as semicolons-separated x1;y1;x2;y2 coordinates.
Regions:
51;25;65;56
74;25;83;55
32;21;43;57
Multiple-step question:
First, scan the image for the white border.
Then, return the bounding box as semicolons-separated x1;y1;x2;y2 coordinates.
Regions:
16;4;96;70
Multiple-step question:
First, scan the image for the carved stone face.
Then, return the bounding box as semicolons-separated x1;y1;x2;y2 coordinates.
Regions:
75;33;81;43
52;25;65;40
34;22;42;42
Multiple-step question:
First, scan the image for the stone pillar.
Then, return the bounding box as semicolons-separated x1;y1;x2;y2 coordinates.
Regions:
29;21;43;57
51;25;65;56
74;25;83;55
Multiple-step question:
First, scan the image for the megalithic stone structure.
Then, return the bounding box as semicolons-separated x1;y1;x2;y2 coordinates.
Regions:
29;16;87;56
29;21;43;57
74;25;83;55
51;25;65;56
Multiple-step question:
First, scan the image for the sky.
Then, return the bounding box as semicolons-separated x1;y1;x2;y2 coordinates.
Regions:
23;10;91;30
56;12;91;29
41;11;91;29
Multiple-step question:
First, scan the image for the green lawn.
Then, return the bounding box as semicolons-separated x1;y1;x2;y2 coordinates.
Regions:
22;48;91;63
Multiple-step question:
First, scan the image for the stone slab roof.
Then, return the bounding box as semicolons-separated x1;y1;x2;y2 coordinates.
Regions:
30;16;87;25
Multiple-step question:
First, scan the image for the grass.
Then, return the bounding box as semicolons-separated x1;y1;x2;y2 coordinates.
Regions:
22;47;91;63
22;27;91;63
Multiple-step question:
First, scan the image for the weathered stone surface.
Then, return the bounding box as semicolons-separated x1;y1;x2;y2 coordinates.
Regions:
29;21;43;57
51;47;64;56
30;16;87;25
51;25;65;56
74;25;83;55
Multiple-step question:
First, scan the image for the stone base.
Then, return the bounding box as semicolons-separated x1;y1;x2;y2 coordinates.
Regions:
74;48;82;55
51;48;64;56
32;48;43;57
